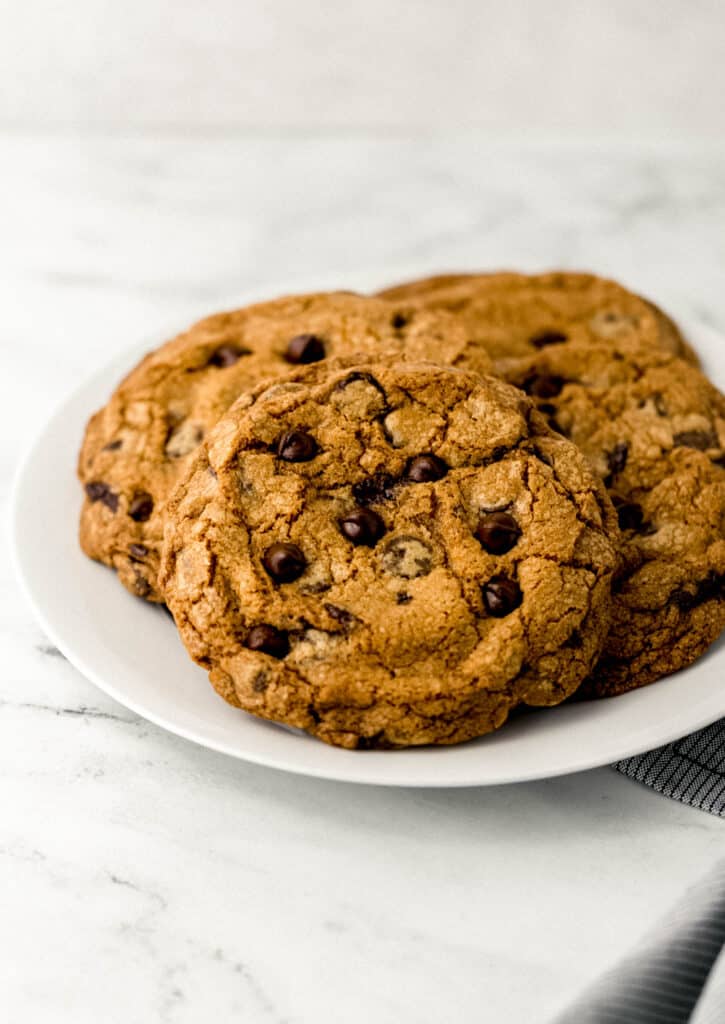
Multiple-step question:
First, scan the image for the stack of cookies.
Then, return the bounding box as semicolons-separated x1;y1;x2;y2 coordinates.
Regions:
78;274;725;749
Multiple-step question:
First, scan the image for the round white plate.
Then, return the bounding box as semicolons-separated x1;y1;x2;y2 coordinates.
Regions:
11;281;725;787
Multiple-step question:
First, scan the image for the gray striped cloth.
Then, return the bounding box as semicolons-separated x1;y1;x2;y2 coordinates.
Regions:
553;859;725;1023
614;719;725;817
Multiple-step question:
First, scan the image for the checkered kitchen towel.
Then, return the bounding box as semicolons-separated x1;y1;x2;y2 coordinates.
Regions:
553;859;725;1024
614;719;725;817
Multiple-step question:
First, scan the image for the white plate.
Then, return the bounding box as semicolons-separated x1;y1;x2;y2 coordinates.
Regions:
11;280;725;787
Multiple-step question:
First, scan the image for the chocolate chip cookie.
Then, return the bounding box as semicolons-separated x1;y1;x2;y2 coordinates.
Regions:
160;359;619;749
505;341;725;695
377;271;697;377
78;292;490;602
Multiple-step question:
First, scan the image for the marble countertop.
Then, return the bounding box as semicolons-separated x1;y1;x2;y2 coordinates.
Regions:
3;135;724;1023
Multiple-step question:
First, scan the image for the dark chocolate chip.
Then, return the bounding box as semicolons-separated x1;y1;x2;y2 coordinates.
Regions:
84;481;119;513
129;543;148;560
262;542;306;583
537;402;557;416
129;492;154;522
245;624;289;658
339;508;385;546
396;592;412;605
276;430;318;462
524;374;565;399
614;500;644;531
673;429;718;451
391;312;408;329
103;439;123;452
324;603;358;627
352;473;397;505
482;576;522;617
285;334;325;364
607;442;629;476
475;511;521;555
530;330;568;349
252;671;269;693
208;344;251;368
134;574;151;599
405;454;448;483
672;572;724;611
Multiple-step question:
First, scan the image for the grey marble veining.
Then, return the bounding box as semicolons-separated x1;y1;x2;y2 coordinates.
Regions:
2;135;725;1023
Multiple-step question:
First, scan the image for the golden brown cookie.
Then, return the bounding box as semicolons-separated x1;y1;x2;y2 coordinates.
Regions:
377;271;698;376
505;341;725;695
160;359;619;749
78;292;491;602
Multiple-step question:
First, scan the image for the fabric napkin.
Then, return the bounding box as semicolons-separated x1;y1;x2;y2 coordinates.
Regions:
553;859;725;1023
614;719;725;818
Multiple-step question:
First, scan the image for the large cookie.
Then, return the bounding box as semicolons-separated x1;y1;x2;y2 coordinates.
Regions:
377;271;697;376
78;292;490;602
505;341;725;694
160;359;619;749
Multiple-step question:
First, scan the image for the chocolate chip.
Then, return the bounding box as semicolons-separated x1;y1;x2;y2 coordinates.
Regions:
672;572;724;611
396;592;412;604
85;481;119;513
129;492;154;522
339;508;385;546
208;344;250;368
285;334;325;364
537;402;557;416
524;374;565;399
245;624;289;658
673;429;718;451
475;511;521;554
530;330;568;349
134;575;151;599
482;576;522;617
614;500;644;531
262;542;306;583
129;543;148;560
352;473;397;505
252;671;269;692
607;442;629;476
391;312;408;329
103;439;123;452
324;603;358;627
276;430;317;462
405;454;448;483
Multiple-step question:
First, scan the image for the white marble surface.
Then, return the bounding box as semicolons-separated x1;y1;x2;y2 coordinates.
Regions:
3;135;725;1023
2;1;725;137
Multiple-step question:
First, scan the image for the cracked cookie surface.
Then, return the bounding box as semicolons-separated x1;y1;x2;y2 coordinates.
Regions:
377;271;696;377
506;341;725;695
78;291;490;602
160;359;619;749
